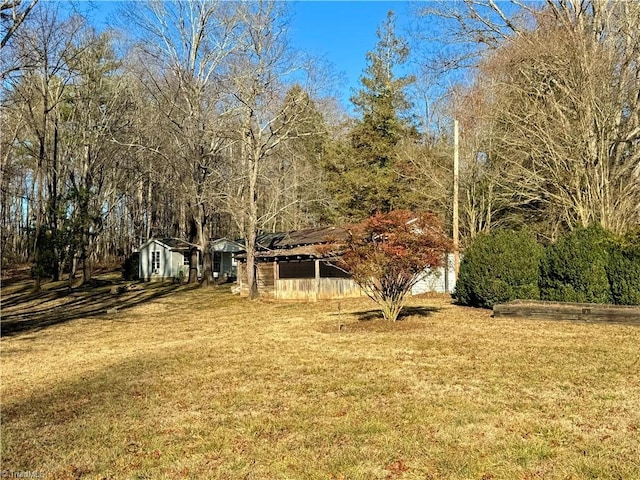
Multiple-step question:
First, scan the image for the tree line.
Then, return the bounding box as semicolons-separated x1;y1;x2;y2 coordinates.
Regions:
1;0;638;297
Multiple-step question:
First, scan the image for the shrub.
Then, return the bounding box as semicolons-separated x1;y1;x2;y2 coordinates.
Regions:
455;230;544;308
122;252;140;281
335;210;451;321
30;230;59;279
607;232;640;305
539;225;613;304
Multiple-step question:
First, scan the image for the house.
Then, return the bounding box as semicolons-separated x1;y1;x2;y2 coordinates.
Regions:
138;238;201;281
236;226;457;300
207;238;243;281
236;226;362;300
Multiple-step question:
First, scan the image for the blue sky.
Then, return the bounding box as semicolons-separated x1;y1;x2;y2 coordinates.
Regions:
289;1;412;104
85;1;413;109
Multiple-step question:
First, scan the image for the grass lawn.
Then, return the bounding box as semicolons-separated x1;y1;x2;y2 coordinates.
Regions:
1;273;639;479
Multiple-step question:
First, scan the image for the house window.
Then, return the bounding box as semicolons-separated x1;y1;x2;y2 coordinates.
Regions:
183;252;190;265
151;251;160;272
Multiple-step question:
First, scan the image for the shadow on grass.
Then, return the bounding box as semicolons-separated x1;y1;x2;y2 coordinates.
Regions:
0;351;181;476
1;279;199;338
353;306;440;322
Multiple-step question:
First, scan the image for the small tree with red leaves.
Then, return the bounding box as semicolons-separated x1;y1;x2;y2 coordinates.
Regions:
337;210;451;322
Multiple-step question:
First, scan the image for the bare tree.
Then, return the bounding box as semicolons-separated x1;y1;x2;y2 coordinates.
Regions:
2;4;144;283
259;85;332;233
417;0;640;237
412;0;532;76
0;103;29;263
5;5;86;287
477;1;640;235
219;1;324;299
62;29;135;283
122;0;238;282
0;0;38;49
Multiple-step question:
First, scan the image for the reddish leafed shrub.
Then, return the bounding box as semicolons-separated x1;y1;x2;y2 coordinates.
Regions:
335;210;451;321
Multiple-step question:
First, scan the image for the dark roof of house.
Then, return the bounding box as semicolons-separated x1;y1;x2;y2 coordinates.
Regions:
256;232;287;250
272;226;347;248
236;226;347;260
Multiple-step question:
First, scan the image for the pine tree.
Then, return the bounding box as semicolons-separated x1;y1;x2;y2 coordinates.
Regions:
330;11;416;220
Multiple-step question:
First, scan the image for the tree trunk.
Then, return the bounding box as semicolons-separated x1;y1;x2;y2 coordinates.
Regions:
188;246;199;284
79;145;93;286
31;121;47;293
245;228;258;299
70;253;78;279
246;150;259;300
57;249;66;281
200;248;214;286
50;115;60;281
81;247;92;284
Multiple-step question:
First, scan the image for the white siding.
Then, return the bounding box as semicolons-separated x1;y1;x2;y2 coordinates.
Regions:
138;240;189;281
139;245;149;280
171;251;188;279
411;253;457;295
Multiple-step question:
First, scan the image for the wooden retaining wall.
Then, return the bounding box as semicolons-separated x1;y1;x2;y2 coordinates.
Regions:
493;300;640;325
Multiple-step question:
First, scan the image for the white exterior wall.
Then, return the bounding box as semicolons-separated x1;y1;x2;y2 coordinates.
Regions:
411;253;458;295
139;240;175;281
139;245;148;280
138;240;196;281
171;250;190;279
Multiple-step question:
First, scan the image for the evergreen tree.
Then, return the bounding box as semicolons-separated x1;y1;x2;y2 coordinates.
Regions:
328;11;415;220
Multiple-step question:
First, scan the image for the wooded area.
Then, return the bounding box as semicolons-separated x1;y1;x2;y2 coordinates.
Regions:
1;0;638;296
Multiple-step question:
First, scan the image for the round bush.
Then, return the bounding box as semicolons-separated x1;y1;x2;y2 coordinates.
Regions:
539;225;612;304
455;230;544;308
607;233;640;305
122;252;140;281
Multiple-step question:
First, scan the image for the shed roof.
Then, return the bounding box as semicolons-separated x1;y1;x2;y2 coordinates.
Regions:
140;237;200;251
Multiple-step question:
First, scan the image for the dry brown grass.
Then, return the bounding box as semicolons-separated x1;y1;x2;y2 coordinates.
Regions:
2;276;639;479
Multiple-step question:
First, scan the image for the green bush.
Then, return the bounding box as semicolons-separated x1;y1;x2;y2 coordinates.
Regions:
30;230;58;279
539;225;613;304
607;233;640;305
455;230;544;308
122;252;140;281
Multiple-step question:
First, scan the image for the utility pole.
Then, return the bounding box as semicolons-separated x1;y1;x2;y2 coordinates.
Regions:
453;119;460;279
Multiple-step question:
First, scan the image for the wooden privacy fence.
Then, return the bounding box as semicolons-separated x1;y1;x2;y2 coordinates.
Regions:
493;300;640;325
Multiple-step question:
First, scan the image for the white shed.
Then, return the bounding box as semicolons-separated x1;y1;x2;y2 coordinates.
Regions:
138;238;201;282
411;253;458;295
